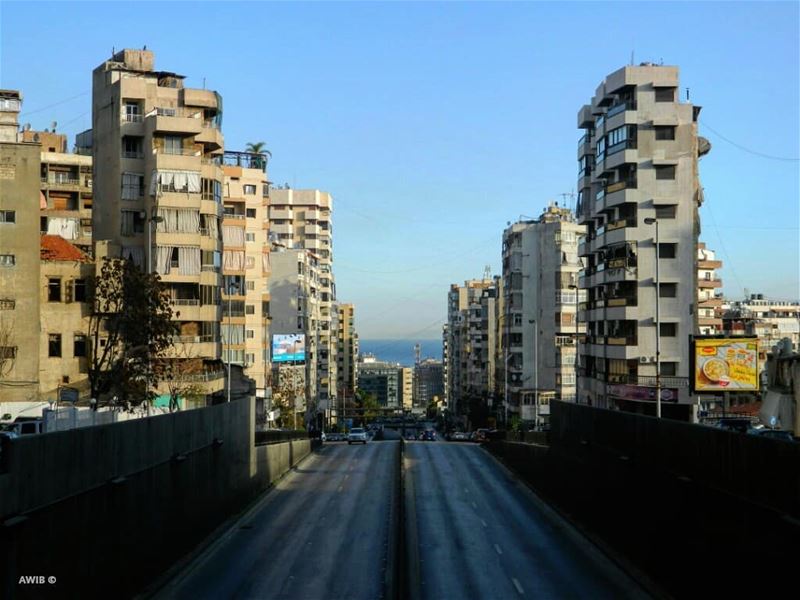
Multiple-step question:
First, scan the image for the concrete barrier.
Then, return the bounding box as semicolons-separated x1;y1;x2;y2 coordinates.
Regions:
0;399;312;599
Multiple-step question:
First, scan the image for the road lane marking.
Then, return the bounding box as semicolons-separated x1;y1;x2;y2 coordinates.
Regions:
494;544;503;555
512;578;524;595
481;519;488;528
338;485;343;492
471;502;477;509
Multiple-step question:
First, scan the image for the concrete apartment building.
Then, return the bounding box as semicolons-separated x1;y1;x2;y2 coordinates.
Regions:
0;90;42;409
413;358;444;409
501;204;585;428
39;235;94;397
91;49;225;403
268;248;323;422
356;358;401;408
576;64;708;420
401;367;414;410
20;129;93;256
335;303;358;401
268;189;337;416
444;279;496;421
697;243;723;335
221;151;270;399
723;294;800;364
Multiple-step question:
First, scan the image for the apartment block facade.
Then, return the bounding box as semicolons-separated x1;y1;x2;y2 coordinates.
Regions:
268;188;337;414
414;358;444;409
221;151;271;398
92;49;225;402
576;64;707;420
336;303;358;400
0;90;42;408
723;294;800;363
501;205;585;427
356;359;401;408
697;243;723;335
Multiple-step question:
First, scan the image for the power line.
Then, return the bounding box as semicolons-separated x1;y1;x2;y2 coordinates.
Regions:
19;91;90;118
704;200;744;295
699;120;799;162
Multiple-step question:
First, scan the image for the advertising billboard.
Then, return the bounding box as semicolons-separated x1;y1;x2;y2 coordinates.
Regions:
608;384;678;403
693;337;759;392
272;334;306;363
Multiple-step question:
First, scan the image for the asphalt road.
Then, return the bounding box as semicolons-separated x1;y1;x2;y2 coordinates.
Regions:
404;440;649;600
155;440;399;600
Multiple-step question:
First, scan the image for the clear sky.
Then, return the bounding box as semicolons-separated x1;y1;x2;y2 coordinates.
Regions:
1;1;798;339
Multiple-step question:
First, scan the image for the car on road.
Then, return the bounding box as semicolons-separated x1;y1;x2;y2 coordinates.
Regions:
449;431;469;441
348;427;368;444
747;428;796;442
419;430;436;441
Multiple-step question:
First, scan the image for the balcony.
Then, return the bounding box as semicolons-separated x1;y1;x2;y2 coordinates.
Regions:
147;108;204;135
606;336;637;346
699;277;723;289
606;100;636;120
605;295;637;308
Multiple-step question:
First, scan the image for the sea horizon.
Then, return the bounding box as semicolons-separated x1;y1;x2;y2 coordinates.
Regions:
358;339;442;366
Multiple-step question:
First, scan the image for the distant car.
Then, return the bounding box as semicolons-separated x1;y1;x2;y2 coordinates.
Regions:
420;430;436;441
348;427;368;444
450;431;469;441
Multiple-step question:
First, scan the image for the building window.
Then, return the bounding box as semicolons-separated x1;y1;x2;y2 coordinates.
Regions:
659;283;678;298
0;298;14;310
245;232;255;242
74;279;87;302
48;333;62;357
246;304;255;315
655;205;677;219
661;362;678;376
124;101;142;122
246;280;255;291
48;278;62;302
654;126;676;140
73;334;87;357
121;172;144;200
243;185;256;195
246;208;256;218
121;136;143;159
0;254;15;267
201;178;222;203
0;210;15;224
659;322;677;336
654;165;676;180
655;87;675;102
657;243;677;258
0;346;16;360
163;136;183;155
246;329;255;339
245;352;255;365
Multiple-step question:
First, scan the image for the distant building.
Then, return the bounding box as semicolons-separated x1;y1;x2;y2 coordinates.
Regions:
502;204;585;427
401;367;413;409
414;359;444;409
335;303;358;403
697;243;723;335
722;294;800;364
357;359;401;408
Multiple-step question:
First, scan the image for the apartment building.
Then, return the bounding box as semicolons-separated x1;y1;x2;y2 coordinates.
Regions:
0;90;42;409
221;151;270;398
91;49;225;403
39;235;93;397
441;325;450;409
336;303;358;400
723;294;800;363
502;204;585;428
268;189;337;415
20;129;93;256
444;279;496;421
356;359;401;408
697;243;723;335
576;64;707;420
268;248;322;423
401;367;413;410
413;358;444;409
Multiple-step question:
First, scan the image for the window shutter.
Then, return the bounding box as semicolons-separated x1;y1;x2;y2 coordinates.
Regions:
64;280;73;303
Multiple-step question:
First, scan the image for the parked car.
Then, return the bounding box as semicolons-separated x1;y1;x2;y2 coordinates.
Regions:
450;431;469;441
348;427;368;444
747;428;796;442
420;430;436;441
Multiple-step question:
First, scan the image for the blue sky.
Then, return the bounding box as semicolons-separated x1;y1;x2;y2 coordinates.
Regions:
2;1;798;338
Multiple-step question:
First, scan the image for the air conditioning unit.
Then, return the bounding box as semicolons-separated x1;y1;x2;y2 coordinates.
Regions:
639;356;648;364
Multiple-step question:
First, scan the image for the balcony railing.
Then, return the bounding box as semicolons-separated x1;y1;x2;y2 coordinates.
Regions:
605;296;637;307
122;151;144;159
605;178;637;194
155;107;202;119
172;334;216;343
181;369;225;382
171;299;200;306
606;100;635;119
606;335;637;346
123;113;143;123
201;264;219;272
159;147;201;157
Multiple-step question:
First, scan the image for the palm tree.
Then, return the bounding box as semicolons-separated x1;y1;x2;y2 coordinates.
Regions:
244;141;271;170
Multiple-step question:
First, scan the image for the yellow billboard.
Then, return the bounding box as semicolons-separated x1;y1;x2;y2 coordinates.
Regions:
693;337;759;392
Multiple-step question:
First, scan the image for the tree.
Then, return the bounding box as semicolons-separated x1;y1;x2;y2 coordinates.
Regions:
0;316;15;381
244;142;272;171
154;353;207;412
87;257;178;409
271;365;305;429
354;389;380;424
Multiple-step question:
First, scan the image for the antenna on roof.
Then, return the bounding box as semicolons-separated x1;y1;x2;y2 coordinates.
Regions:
203;77;206;90
483;265;492;281
686;88;690;101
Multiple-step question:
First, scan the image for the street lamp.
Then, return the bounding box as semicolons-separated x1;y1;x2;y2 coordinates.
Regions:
226;279;240;403
644;217;661;419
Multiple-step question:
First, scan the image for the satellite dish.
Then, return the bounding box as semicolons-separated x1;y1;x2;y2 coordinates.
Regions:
51;121;58;132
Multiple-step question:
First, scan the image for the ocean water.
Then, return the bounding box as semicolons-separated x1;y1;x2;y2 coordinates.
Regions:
358;339;442;366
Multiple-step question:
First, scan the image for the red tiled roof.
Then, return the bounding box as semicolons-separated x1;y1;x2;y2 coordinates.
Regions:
40;235;92;262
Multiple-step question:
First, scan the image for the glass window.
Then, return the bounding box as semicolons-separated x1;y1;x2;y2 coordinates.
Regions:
164;136;183;154
74;279;87;302
49;333;62;357
659;283;678;298
245;232;255;242
243;185;257;195
121;173;144;200
655;165;676;180
121;136;143;159
655;205;677;219
655;87;675;102
654;126;676;140
48;278;61;302
661;362;678;376
659;322;677;336
246;304;255;315
0;255;15;267
658;243;677;258
246;208;256;218
0;210;15;224
73;334;87;357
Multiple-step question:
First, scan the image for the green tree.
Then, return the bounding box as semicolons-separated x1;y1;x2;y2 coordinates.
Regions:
355;389;380;424
87;257;178;409
245;142;272;171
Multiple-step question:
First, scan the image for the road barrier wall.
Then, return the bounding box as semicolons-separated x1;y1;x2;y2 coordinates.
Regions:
0;399;312;599
487;401;800;599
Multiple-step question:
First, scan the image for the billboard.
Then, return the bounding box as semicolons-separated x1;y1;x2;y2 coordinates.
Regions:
693;337;759;392
272;334;306;363
608;384;678;403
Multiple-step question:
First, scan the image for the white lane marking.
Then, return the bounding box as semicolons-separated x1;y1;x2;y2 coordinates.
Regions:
481;519;488;528
464;487;469;493
338;485;343;492
471;502;477;509
494;544;503;555
512;577;524;595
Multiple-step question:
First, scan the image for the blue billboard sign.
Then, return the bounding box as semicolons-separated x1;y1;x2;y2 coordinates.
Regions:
272;334;306;363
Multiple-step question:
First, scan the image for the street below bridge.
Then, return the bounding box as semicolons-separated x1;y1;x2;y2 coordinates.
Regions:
154;435;649;600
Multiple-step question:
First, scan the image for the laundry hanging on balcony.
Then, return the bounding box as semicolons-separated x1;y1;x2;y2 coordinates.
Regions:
46;217;80;240
149;170;201;195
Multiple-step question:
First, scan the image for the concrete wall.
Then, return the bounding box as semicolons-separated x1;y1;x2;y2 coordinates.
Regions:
487;401;800;598
0;399;311;599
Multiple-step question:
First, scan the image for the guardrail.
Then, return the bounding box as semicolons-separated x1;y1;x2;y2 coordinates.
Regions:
254;429;310;445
